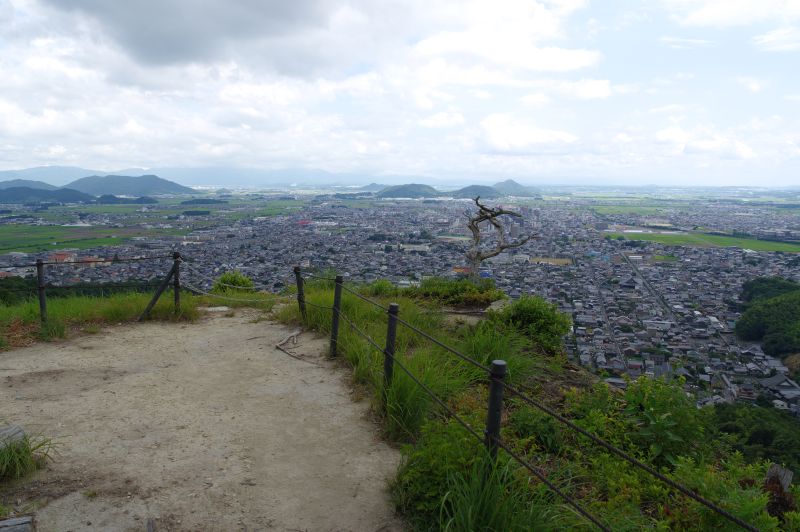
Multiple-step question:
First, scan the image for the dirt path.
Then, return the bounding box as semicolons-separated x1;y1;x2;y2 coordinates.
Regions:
0;310;402;531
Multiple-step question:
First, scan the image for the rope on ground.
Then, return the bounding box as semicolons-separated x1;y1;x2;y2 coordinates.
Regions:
394;315;491;373
339;283;389;311
489;435;611;531
496;379;758;532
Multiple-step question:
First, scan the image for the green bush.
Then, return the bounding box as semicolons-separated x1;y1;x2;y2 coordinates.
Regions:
490;296;572;355
212;270;255;293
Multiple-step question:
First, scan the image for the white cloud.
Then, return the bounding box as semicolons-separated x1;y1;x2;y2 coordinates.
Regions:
737;77;766;93
419;111;465;128
520;93;551;105
753;27;800;51
660;36;715;48
661;0;800;27
481;113;578;153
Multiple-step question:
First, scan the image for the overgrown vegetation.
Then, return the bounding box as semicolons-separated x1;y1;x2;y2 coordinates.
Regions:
362;277;505;307
735;277;800;359
278;276;799;530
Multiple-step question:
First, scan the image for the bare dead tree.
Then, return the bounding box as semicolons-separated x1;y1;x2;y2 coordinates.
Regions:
465;196;536;279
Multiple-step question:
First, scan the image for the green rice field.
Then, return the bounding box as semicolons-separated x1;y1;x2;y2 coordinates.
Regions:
607;231;800;252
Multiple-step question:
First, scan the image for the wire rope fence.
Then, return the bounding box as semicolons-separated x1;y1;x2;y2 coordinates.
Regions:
291;266;760;532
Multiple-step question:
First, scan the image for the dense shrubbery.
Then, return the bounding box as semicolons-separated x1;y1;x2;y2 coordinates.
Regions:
277;278;799;530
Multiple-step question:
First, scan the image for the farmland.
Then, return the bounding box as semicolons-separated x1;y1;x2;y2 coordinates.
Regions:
607;231;800;252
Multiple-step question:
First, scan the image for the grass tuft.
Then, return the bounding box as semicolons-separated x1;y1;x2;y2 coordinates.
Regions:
0;435;53;480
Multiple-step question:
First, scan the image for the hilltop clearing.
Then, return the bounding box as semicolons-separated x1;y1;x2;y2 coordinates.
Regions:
0;310;401;531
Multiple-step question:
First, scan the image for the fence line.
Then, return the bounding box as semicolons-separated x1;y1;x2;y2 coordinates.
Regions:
290;266;758;532
0;254;172;269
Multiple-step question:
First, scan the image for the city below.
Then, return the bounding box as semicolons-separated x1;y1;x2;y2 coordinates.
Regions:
2;180;799;417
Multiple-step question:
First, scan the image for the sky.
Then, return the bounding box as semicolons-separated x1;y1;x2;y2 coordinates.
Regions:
0;0;799;186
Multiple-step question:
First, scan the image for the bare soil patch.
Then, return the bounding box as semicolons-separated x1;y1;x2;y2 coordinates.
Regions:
1;310;402;531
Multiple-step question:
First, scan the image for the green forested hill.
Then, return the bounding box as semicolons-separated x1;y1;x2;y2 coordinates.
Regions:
736;278;800;358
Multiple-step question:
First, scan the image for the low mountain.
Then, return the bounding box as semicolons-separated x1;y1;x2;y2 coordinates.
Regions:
452;185;501;199
377;184;440;198
359;183;387;192
493;179;539;197
96;195;158;204
0;179;58;191
0;187;94;203
65;174;194;196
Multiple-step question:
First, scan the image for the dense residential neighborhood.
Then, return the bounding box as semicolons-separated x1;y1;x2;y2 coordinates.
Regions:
2;192;800;415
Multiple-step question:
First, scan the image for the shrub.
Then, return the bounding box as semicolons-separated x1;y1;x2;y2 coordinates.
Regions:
490;296;571;355
212;270;255;293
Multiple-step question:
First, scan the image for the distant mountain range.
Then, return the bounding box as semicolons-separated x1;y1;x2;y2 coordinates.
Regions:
374;179;540;199
0;174;196;204
0;165;547;188
0;187;95;203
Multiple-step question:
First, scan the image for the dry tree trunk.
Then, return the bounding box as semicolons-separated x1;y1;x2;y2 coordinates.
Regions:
465;196;536;280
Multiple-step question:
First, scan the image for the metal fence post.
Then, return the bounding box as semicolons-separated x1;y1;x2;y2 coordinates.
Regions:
330;275;343;357
293;266;307;323
383;303;399;405
485;359;507;461
36;258;47;324
173;251;181;313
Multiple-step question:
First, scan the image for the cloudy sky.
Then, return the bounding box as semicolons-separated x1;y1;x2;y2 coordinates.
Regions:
0;0;798;186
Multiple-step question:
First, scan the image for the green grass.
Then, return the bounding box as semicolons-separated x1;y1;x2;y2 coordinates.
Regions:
0;291;199;348
608;231;800;252
0;435;53;480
